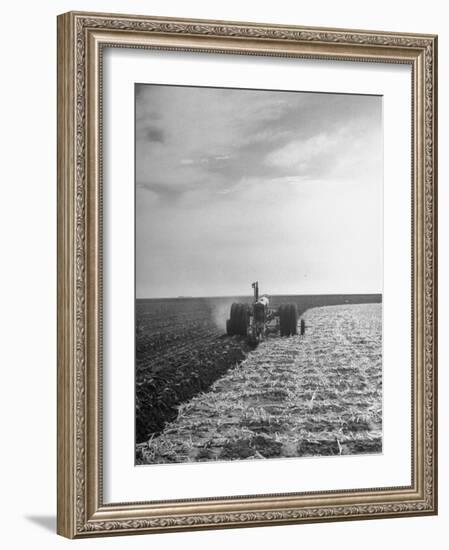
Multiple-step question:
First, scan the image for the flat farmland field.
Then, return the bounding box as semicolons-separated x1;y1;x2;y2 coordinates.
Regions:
136;295;382;463
135;296;253;443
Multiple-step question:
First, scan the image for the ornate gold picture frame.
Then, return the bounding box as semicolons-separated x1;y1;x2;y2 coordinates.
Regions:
57;11;437;538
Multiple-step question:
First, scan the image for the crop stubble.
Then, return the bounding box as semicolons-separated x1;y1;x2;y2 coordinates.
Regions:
136;303;382;463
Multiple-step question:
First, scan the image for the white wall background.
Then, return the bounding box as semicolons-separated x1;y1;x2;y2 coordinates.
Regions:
0;0;446;548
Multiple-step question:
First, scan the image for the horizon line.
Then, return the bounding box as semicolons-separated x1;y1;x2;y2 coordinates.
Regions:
136;291;383;300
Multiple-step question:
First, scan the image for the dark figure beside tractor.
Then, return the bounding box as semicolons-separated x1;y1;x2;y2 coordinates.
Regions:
226;282;305;344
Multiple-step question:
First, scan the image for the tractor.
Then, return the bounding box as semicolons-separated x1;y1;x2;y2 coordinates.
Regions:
226;282;303;344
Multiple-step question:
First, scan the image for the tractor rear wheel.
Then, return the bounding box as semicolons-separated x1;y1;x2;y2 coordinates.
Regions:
279;304;298;336
229;303;248;336
236;304;248;336
228;303;239;335
288;304;298;335
279;305;286;336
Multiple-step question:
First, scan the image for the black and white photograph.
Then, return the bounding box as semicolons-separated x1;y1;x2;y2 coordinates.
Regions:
135;83;383;465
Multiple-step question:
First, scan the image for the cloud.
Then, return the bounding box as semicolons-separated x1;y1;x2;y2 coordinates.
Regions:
265;118;382;182
266;132;339;170
137;181;188;200
135;85;383;297
145;127;165;143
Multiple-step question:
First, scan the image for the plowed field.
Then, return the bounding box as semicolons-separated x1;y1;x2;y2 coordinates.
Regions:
135;297;253;442
136;303;382;463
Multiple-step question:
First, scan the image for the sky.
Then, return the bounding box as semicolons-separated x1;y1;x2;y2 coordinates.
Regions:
135;84;383;298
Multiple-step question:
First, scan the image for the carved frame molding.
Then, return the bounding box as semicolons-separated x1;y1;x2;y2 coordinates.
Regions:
57;11;437;538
